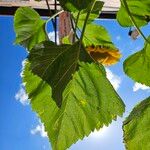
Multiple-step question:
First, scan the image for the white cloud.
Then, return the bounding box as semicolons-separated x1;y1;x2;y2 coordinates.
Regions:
48;31;59;44
133;82;150;92
106;68;121;91
15;84;29;105
31;122;47;138
20;59;26;78
15;60;28;105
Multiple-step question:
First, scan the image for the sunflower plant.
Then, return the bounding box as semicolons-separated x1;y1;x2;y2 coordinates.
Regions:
13;0;150;149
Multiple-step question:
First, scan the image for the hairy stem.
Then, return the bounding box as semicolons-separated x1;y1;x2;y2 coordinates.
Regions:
79;12;90;43
79;1;96;46
76;1;97;63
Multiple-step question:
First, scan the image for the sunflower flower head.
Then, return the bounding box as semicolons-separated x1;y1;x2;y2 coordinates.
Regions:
86;45;122;65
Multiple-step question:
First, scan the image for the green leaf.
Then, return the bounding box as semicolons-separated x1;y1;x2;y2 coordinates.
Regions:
58;0;94;12
14;7;48;50
83;23;117;49
117;0;150;27
124;36;150;86
23;61;125;150
28;41;92;106
73;0;104;27
62;36;72;44
123;97;150;150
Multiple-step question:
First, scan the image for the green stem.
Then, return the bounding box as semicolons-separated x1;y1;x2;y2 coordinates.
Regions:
79;1;96;46
70;16;80;41
75;1;97;63
79;12;90;43
72;11;81;43
121;0;150;44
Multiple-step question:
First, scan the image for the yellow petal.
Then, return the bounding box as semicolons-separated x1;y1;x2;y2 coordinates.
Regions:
86;46;122;65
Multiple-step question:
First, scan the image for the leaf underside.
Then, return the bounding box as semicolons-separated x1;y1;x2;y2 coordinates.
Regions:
14;7;48;50
117;0;150;27
23;61;125;150
123;97;150;150
124;36;150;86
28;41;92;106
83;23;117;49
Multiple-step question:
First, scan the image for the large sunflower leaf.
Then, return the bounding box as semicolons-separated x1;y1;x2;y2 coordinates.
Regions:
117;0;150;27
83;23;117;49
124;36;150;86
58;0;94;12
23;61;125;150
14;7;48;50
123;97;150;150
28;41;92;106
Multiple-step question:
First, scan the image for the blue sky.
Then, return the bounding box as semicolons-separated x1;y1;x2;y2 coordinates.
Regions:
0;16;150;150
